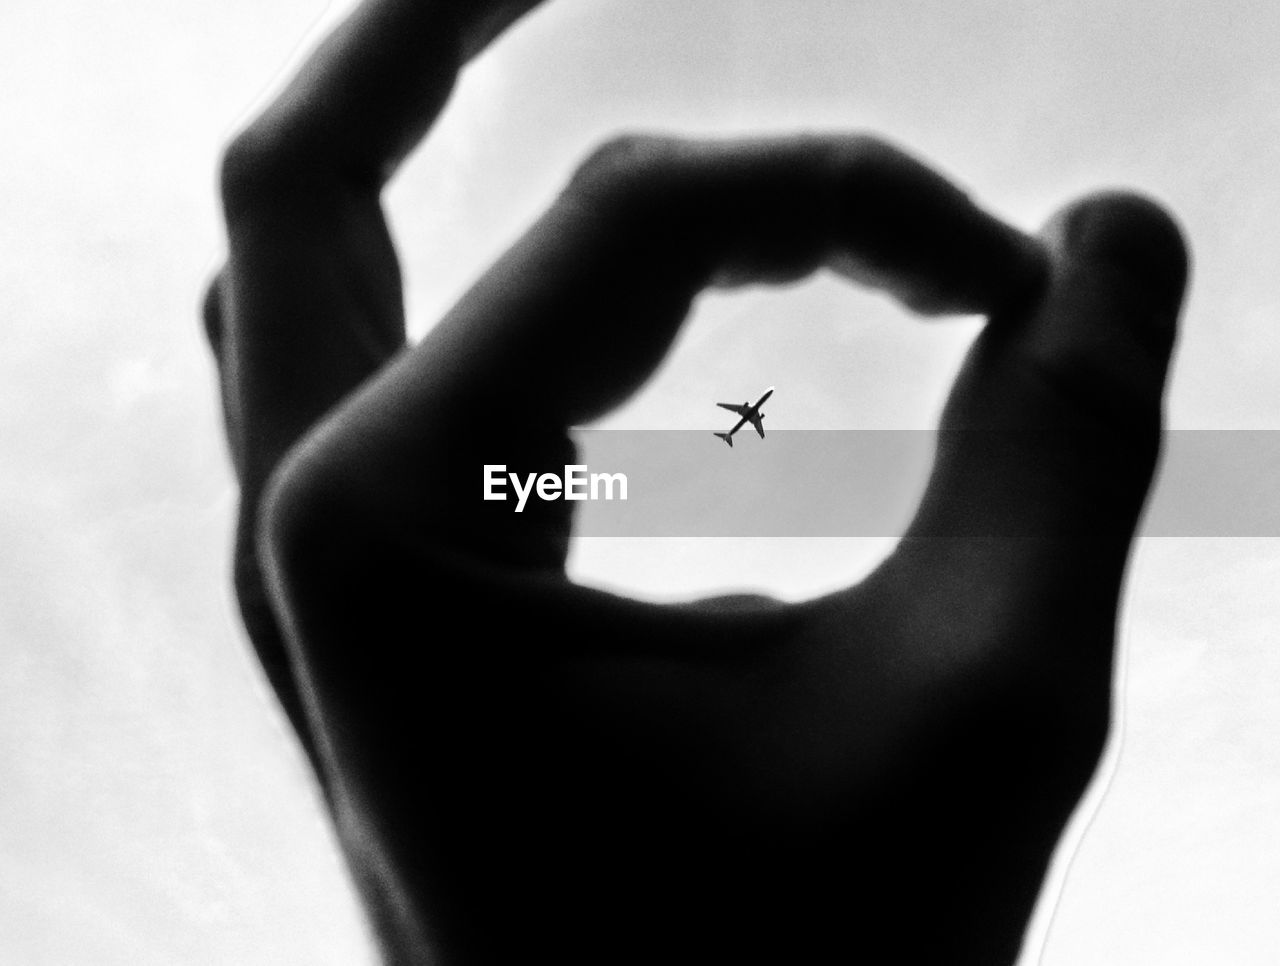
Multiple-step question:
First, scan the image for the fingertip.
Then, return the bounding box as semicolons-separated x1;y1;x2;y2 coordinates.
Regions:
1046;191;1190;335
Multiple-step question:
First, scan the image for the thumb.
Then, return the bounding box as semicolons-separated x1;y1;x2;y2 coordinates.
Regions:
909;191;1190;546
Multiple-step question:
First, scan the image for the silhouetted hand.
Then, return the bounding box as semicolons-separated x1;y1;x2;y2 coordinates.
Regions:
205;2;1189;962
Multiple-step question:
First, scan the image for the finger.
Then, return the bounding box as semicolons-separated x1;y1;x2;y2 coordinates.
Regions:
207;0;545;771
201;272;240;478
394;133;1045;425
268;133;1044;565
912;192;1188;532
213;0;546;499
897;192;1189;640
328;133;1045;439
243;0;546;186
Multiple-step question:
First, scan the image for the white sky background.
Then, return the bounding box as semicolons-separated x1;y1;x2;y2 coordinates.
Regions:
2;0;1279;962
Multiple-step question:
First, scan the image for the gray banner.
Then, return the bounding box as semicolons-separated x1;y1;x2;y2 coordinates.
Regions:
553;430;1280;537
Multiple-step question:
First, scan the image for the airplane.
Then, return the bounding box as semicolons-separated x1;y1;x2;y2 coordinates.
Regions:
714;386;774;447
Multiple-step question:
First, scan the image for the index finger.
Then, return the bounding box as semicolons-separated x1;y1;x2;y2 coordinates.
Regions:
408;134;1045;423
266;133;1046;561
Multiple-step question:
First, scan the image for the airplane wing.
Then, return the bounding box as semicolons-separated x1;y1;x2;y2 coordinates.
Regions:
717;403;751;416
749;414;765;438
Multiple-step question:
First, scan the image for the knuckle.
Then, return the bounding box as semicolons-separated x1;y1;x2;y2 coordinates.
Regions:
256;449;318;575
827;133;950;207
217;125;299;216
218;129;268;204
565;132;686;206
1024;331;1167;438
256;440;362;584
828;132;906;177
1038;685;1112;776
201;271;225;352
1019;701;1111;796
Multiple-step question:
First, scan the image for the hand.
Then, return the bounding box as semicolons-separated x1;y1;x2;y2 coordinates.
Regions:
205;2;1189;962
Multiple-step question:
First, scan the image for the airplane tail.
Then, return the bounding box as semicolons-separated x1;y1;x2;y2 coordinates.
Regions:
714;432;734;447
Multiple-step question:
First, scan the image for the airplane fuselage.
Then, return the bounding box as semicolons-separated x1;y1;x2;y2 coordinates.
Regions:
715;387;774;447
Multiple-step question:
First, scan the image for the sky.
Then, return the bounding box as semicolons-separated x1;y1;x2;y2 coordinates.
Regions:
3;0;1280;962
